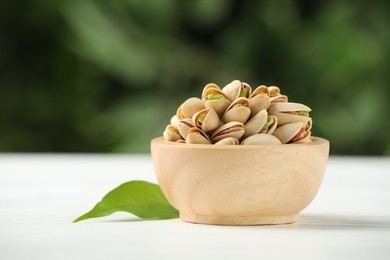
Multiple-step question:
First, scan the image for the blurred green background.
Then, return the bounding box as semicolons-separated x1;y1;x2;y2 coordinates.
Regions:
0;0;389;155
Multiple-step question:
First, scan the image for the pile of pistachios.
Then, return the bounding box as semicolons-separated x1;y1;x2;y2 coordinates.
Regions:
163;80;312;145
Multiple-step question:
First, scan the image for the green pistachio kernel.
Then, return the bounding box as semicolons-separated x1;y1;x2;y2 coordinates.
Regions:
266;116;274;126
206;93;226;100
294;111;309;117
197;113;206;125
239;87;248;97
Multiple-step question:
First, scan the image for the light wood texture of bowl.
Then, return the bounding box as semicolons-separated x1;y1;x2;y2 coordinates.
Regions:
151;136;329;225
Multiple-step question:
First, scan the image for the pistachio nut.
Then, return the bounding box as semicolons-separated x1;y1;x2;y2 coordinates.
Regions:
241;133;282;145
222;97;251;124
294;137;312;143
192;108;220;133
249;85;270;116
260;115;278;135
201;83;221;100
243;109;268;138
268;86;288;103
178;118;195;139
214;137;240;145
186;127;211;144
272;122;311;144
202;87;231;117
240;82;252;98
163;125;183;142
176;97;205;119
268;102;312;127
222;80;252;100
170;115;180;128
163;80;315;145
211;121;245;143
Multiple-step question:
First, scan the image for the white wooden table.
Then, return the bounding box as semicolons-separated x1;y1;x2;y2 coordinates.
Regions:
0;155;389;260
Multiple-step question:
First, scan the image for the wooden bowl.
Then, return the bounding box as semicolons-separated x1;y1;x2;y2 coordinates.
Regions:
151;136;329;225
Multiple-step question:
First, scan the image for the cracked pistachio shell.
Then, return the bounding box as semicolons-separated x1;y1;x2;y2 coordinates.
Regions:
178;118;195;139
241;133;282;145
163;125;182;142
176;97;205;119
222;80;241;100
268;102;312;114
201;83;221;100
170;115;180;128
240;82;252;98
268;86;288;103
222;80;252;100
305;119;313;131
260;115;278;135
268;102;312;127
251;85;269;96
222;97;251;124
214;137;240;145
294;137;312;143
243;109;268;138
268;86;281;97
270;95;288;103
211;121;245;143
271;113;312;128
273;122;310;144
192;108;220;133
186;127;211;144
249;85;270;116
293;130;311;143
203;88;231;117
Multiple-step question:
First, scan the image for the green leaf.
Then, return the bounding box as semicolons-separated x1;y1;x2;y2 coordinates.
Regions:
73;181;178;223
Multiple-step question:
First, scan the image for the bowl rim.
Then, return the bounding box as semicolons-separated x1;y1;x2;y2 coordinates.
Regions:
151;136;329;150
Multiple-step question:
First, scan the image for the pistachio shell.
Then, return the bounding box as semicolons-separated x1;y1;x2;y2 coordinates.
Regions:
214;137;240;145
268;86;288;103
203;88;231;117
243;109;268;138
305;119;313;131
201;83;221;100
222;97;251;124
289;130;311;143
268;102;312;114
251;85;269;97
240;82;252;98
170;115;180;128
176;139;186;143
241;134;282;145
272;122;305;144
294;137;312;143
222;80;242;100
268;86;281;96
270;95;288;103
176;97;205;119
178;118;195;139
268;102;312;127
211;121;245;143
163;125;182;142
272;112;312;129
192;108;220;133
249;94;270;116
222;80;252;100
260;115;278;135
186;127;211;144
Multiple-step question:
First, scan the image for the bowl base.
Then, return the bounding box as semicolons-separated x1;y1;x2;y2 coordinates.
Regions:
180;212;299;226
